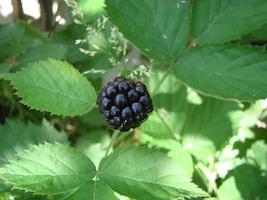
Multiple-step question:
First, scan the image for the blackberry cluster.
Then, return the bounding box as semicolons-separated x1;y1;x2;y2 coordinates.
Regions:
97;77;153;132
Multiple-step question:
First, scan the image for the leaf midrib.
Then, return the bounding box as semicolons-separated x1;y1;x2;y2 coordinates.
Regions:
13;80;89;105
99;172;191;192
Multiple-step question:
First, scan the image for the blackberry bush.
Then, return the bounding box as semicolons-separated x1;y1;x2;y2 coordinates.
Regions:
97;77;153;132
1;1;267;200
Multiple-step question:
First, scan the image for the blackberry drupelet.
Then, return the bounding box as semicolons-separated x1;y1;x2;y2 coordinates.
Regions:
97;77;153;132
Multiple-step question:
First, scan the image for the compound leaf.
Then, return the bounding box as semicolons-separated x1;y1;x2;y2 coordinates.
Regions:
99;147;208;200
0;143;96;195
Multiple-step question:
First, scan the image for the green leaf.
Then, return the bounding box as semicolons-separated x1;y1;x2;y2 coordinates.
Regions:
140;135;194;178
99;147;208;200
181;98;239;162
106;0;191;62
0;24;25;62
259;193;267;200
0;119;68;166
182;135;216;164
0;193;9;200
17;44;68;66
75;131;111;167
0;143;96;195
140;134;182;151
249;24;267;40
141;68;238;163
55;180;118;200
246;140;267;172
11;189;48;200
168;149;194;178
0;64;12;80
0;24;24;46
0;180;11;193
174;45;267;101
182;98;238;149
217;164;265;200
77;0;105;21
192;0;267;45
5;59;97;116
140;69;190;138
0;64;12;75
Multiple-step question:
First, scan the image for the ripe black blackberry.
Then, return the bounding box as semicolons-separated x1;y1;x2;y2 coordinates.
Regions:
97;77;153;132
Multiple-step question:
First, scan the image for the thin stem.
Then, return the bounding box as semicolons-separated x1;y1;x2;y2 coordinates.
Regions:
48;0;62;38
105;130;120;157
151;60;176;96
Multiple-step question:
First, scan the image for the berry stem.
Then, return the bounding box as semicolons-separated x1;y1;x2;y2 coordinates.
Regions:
105;130;120;157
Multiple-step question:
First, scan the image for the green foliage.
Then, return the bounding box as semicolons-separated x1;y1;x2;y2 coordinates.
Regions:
192;0;267;45
4;59;96;116
56;180;118;200
174;45;267;101
75;131;111;167
1;0;267;199
0;143;96;195
0;119;68;166
246;140;267;172
0;24;25;62
77;0;106;21
106;0;191;62
0;144;207;200
99;147;208;200
217;164;266;200
17;44;68;66
141;69;189;138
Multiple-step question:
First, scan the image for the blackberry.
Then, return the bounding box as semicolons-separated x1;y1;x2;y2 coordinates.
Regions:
97;77;153;132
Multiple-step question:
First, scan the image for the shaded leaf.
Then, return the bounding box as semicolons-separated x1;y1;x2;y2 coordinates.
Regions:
0;24;24;46
75;131;111;167
141;69;239;164
217;164;265;200
182;98;238;149
0;119;68;166
17;44;68;66
140;69;190;138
